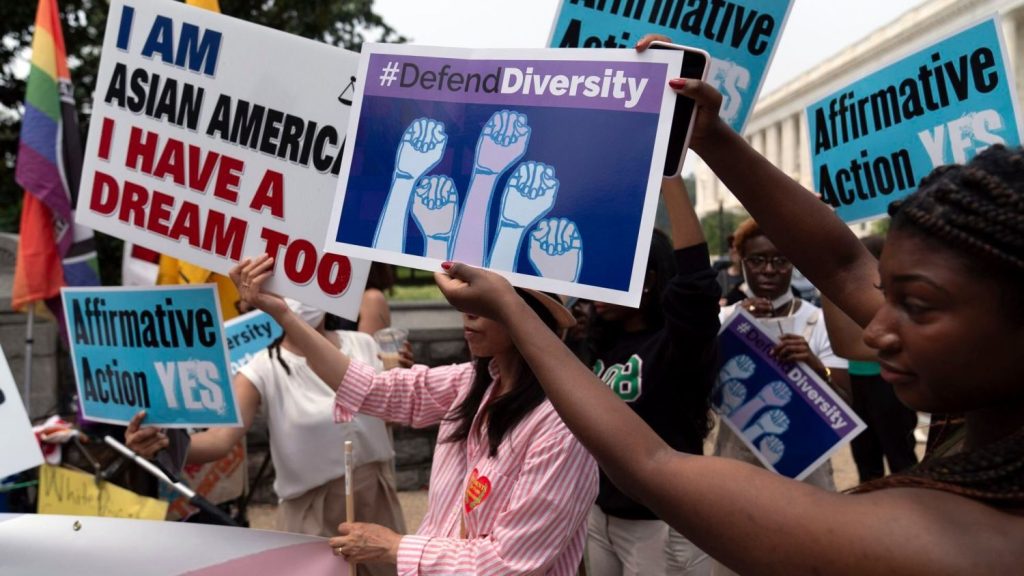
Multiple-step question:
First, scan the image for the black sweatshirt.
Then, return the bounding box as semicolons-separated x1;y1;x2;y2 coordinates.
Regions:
592;243;721;520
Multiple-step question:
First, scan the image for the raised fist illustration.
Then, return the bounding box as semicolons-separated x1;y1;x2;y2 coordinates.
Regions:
757;381;792;407
719;354;756;383
411;175;459;259
474;110;530;175
718;379;748;416
730;380;793;428
527;217;582;282
743;408;791;442
759;435;785;466
499;161;558;229
395;118;447;180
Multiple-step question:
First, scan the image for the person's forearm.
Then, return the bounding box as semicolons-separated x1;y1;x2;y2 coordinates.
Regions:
186;428;240;465
695;128;878;325
822;296;877;361
661;176;704;250
273;310;351;391
498;297;673;501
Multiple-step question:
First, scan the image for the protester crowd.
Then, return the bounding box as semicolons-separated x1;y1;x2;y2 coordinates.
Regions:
12;13;1020;575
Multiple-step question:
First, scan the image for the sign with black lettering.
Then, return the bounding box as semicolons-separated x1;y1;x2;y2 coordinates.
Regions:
75;0;370;318
62;285;239;427
550;0;794;132
808;18;1023;223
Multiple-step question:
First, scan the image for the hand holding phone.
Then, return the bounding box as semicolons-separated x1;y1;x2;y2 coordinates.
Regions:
646;41;709;177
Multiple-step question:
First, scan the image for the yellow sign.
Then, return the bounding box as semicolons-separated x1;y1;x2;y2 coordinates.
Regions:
37;464;169;521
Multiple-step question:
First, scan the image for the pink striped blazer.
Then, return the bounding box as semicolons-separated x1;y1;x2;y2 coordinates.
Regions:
335;360;598;575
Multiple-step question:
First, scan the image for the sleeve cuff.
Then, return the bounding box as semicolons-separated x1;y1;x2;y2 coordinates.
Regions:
396;535;431;576
674;242;712;274
332;359;376;423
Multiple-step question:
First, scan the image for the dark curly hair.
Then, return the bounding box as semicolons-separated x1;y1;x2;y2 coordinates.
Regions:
850;145;1024;507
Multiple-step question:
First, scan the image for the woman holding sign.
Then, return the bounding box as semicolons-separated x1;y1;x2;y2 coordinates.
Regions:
578;177;720;576
232;256;597;575
126;299;407;576
427;34;1024;575
714;217;849;495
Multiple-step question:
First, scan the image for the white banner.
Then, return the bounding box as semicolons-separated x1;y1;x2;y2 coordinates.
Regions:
76;0;370;318
0;345;44;479
0;513;349;575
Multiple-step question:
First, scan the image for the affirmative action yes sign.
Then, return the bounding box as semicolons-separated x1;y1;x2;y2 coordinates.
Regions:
76;0;370;318
809;18;1023;223
62;285;238;427
551;0;794;132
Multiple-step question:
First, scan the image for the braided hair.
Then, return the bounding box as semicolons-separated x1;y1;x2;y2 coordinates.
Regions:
850;145;1024;507
267;333;291;376
888;144;1024;308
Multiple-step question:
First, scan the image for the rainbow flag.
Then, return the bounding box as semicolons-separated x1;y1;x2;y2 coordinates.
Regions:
13;0;99;314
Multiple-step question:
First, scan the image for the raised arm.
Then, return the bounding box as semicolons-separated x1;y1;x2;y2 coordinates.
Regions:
435;264;1024;575
186;373;261;464
232;255;352;390
636;34;882;327
660;176;722;351
822;296;878;361
357;288;391;335
661;175;703;250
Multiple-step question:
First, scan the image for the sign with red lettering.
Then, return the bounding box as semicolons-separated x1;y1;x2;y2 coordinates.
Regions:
76;0;369;318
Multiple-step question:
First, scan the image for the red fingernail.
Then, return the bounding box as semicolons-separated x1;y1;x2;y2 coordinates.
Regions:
441;261;453;271
669;78;686;88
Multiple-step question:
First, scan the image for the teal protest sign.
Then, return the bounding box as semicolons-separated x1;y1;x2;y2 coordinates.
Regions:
550;0;794;132
224;310;281;375
809;18;1023;223
62;285;239;427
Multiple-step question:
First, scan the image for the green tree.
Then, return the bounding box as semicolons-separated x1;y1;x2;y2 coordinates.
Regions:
700;206;748;260
1;0;404;282
870;216;891;236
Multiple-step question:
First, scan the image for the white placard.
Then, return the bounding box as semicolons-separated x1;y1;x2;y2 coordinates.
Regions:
0;345;44;478
76;0;370;318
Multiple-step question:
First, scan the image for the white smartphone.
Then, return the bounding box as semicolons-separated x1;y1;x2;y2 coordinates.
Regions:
647;41;710;178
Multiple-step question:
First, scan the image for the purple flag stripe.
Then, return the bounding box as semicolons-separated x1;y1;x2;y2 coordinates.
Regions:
19;104;59;165
15;145;72;220
63;258;100;287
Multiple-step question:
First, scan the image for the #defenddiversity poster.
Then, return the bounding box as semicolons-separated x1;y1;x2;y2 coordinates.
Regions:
326;44;685;306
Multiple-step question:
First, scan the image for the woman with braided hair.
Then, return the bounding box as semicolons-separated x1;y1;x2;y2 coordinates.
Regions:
428;34;1024;575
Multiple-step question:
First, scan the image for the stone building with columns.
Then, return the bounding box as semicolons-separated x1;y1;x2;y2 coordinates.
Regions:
694;0;1024;246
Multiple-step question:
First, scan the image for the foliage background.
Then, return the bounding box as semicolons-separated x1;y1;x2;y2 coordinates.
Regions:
0;0;404;283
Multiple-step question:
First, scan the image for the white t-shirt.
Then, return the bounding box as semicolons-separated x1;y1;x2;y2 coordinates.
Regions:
239;330;394;501
720;299;847;370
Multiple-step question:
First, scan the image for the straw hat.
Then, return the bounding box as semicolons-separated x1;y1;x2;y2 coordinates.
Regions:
518;288;576;329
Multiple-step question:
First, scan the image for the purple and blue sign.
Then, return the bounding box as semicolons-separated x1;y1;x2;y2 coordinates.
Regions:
325;44;684;306
715;309;865;480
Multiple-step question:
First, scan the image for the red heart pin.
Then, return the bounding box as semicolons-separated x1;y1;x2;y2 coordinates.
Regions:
464;468;492;513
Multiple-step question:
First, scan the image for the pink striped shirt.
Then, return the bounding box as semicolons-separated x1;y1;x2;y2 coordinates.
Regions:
335;360;597;575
